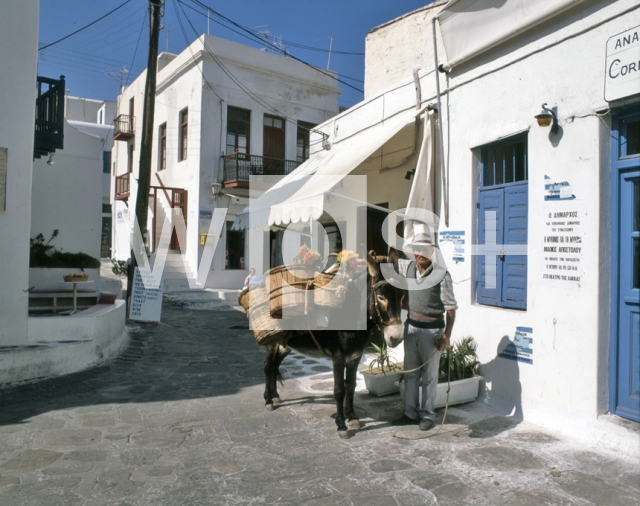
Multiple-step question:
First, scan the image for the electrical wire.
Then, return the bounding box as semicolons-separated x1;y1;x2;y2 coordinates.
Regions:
38;0;133;51
181;0;364;92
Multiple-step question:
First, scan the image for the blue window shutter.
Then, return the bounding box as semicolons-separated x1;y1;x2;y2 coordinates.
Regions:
501;184;528;309
476;188;504;306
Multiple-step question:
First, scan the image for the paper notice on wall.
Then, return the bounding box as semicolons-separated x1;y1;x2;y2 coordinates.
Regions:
0;148;7;213
439;230;465;263
499;327;533;364
129;267;163;323
541;201;586;289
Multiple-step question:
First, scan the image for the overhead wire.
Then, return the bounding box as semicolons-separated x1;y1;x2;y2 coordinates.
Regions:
174;0;338;138
181;0;364;92
38;0;133;51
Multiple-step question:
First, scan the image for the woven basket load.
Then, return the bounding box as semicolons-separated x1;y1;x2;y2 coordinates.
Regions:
313;272;348;307
238;284;290;346
267;264;316;318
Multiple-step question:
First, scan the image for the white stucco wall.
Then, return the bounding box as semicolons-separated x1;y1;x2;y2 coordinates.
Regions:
364;1;447;99
31;120;103;261
65;96;104;123
0;0;39;346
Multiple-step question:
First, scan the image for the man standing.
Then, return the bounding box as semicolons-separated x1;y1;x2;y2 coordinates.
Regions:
392;232;457;430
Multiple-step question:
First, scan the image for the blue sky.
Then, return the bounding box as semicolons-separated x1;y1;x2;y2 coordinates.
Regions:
38;0;434;108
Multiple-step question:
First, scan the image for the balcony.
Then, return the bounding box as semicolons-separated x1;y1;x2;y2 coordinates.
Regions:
34;75;65;159
114;173;130;200
113;114;135;141
222;153;301;189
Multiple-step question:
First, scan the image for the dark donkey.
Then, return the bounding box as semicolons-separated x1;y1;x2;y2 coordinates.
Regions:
263;251;404;437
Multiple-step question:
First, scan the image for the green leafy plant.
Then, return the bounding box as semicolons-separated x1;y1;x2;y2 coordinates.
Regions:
29;230;101;270
111;259;128;276
439;336;479;382
368;342;400;375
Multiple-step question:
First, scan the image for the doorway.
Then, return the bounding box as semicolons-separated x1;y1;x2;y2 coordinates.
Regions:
610;110;640;422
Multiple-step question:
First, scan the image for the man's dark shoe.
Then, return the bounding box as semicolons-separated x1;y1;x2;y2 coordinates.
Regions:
419;417;434;431
391;414;419;426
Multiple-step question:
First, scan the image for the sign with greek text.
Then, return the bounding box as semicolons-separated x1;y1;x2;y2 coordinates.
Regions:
605;25;640;102
499;327;533;364
439;230;465;262
541;201;586;289
129;267;163;322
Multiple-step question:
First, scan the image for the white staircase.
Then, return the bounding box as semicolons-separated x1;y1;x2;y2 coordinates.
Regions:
161;252;199;293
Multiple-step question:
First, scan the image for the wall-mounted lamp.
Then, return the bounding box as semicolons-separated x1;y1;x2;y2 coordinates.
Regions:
211;182;222;200
405;169;415;181
47;153;55;166
535;103;559;135
311;129;331;151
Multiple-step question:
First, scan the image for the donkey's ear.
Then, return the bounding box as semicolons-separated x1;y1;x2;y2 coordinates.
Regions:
367;250;379;277
388;247;400;272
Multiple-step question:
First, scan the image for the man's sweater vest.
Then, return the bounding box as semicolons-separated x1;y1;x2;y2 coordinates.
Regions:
406;261;445;318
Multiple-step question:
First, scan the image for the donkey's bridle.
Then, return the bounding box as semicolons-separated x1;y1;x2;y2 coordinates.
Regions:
370;280;398;331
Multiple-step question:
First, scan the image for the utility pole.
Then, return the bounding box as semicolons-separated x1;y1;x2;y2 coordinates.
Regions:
127;0;163;314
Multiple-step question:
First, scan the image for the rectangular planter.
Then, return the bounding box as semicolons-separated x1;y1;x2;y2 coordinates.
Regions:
361;370;402;397
399;376;482;408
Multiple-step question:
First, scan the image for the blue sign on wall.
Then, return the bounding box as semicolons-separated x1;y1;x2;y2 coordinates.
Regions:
499;326;533;364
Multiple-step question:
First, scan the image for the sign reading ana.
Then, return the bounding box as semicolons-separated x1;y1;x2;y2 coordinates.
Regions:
605;25;640;102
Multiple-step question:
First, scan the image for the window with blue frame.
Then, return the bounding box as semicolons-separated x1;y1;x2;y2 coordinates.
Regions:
476;134;528;309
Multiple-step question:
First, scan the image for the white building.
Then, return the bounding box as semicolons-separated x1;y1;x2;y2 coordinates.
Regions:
111;35;340;290
238;0;640;457
0;1;126;385
64;96;117;258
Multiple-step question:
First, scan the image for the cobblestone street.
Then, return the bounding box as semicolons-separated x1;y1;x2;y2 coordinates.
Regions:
0;304;638;505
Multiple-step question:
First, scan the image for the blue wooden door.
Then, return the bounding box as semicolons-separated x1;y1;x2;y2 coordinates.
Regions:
611;112;640;422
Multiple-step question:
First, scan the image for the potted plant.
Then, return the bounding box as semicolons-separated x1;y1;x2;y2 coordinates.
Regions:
361;342;403;397
399;337;482;408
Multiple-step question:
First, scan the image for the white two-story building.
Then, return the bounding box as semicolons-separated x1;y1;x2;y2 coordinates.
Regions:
111;35;340;290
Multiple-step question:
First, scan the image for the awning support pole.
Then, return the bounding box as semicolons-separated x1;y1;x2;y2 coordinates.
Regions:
432;16;448;227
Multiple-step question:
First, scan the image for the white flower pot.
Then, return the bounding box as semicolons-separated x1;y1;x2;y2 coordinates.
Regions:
361;370;402;397
399;376;482;408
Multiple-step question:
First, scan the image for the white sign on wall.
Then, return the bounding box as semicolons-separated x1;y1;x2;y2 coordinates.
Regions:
541;201;587;289
605;25;640;102
129;267;163;322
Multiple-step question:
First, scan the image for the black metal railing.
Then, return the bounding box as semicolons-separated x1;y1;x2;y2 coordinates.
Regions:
34;75;65;159
113;114;135;140
222;153;301;183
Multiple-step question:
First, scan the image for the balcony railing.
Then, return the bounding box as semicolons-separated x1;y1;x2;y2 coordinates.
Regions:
34;75;65;159
113;114;135;141
222;153;301;186
115;173;130;200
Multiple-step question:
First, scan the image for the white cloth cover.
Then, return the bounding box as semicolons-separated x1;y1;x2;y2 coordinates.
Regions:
403;110;440;249
437;0;587;69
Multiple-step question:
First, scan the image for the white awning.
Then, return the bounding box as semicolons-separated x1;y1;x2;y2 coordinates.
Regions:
235;104;427;230
437;0;588;70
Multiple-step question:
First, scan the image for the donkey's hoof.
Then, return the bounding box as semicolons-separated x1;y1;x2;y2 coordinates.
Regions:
348;419;361;430
272;397;282;404
337;429;350;439
265;403;275;411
